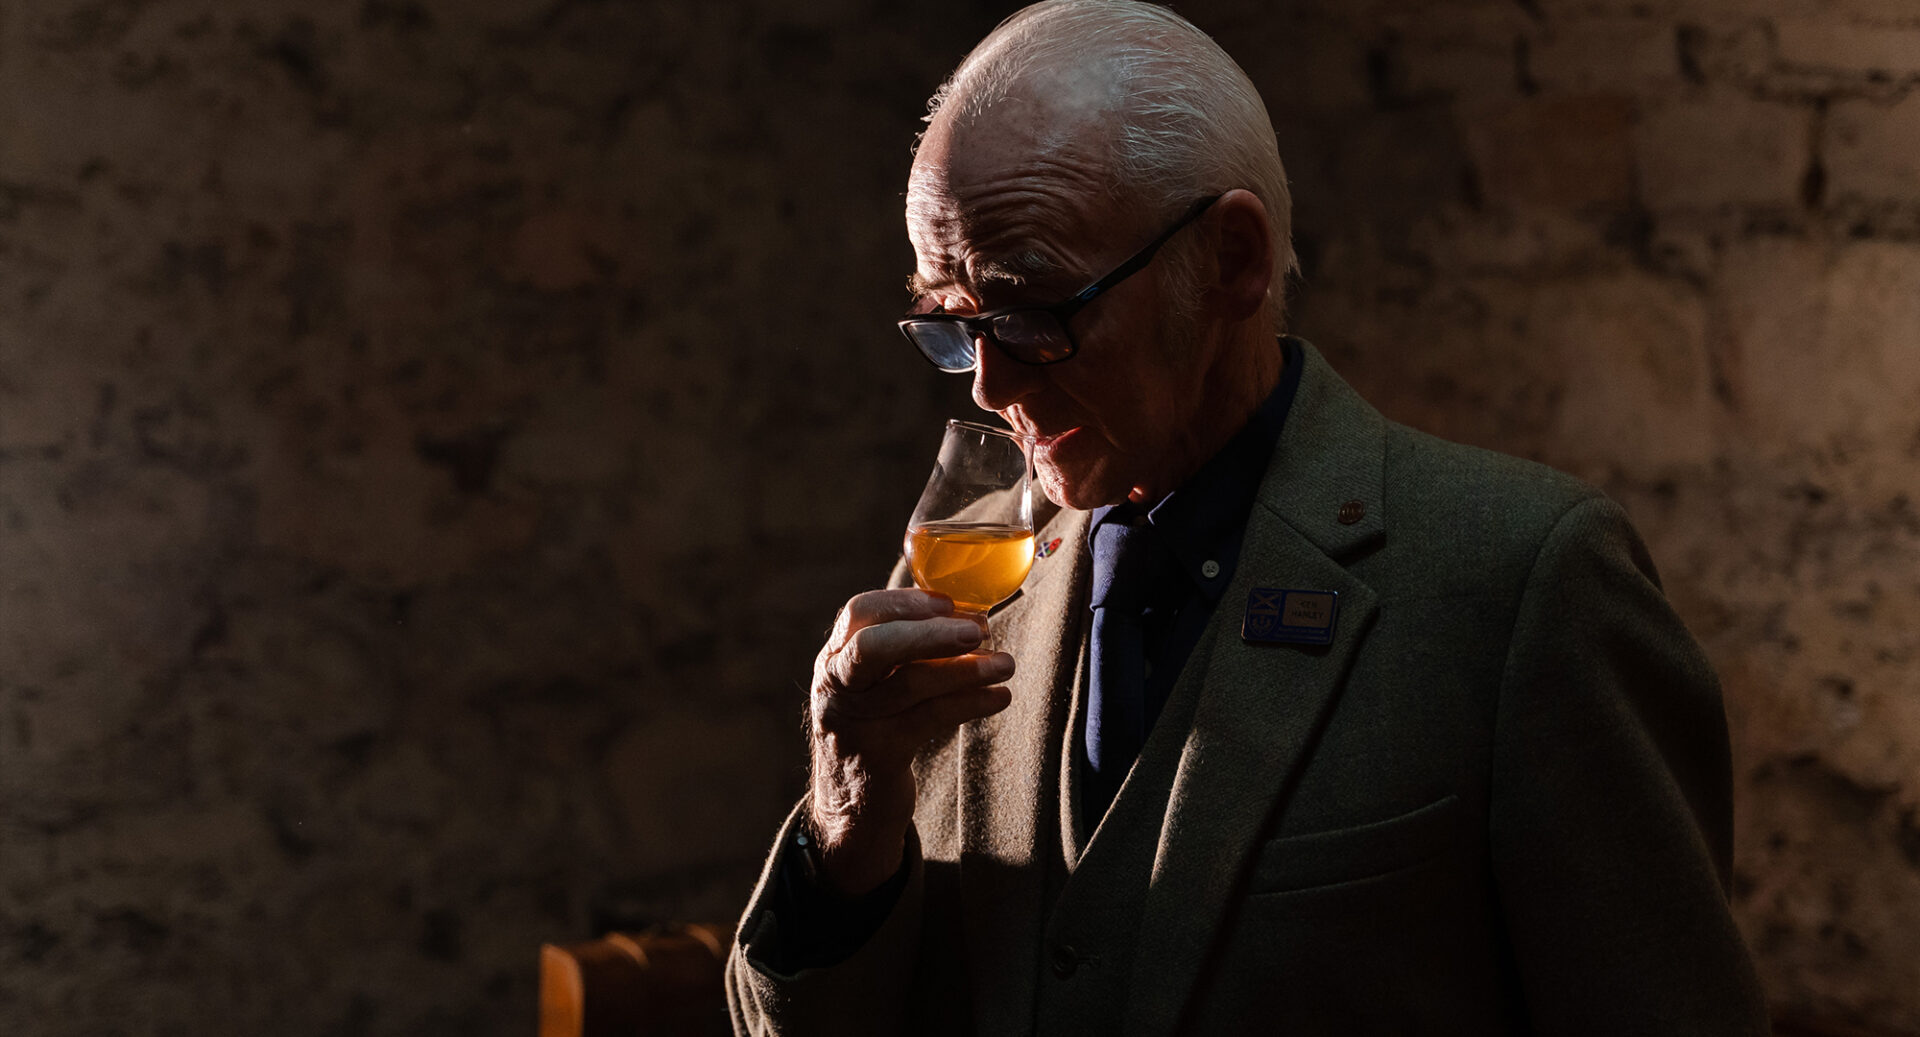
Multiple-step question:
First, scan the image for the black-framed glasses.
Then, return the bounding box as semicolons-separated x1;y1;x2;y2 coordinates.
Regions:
897;194;1222;373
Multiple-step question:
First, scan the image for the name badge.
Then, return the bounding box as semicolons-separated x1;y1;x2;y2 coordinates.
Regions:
1241;588;1338;646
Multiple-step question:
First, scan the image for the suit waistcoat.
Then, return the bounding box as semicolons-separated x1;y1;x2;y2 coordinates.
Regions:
1034;610;1223;1034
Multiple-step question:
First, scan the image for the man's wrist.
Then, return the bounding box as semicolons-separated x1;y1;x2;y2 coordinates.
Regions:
801;808;907;898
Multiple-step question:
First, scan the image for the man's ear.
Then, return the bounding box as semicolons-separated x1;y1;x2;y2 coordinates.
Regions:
1207;189;1274;322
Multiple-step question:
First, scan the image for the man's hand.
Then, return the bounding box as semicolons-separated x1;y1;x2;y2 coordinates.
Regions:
808;588;1014;896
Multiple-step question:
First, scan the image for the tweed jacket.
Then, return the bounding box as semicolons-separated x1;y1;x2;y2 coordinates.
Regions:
727;342;1768;1036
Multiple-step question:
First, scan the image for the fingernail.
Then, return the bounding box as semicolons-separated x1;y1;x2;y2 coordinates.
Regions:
926;592;955;615
988;652;1014;678
956;621;983;645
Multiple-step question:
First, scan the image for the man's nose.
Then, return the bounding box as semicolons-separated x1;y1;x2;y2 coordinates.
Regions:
971;334;1041;413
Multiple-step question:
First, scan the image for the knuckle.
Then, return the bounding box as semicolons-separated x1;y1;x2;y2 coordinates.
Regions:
827;603;855;643
845;625;908;678
814;646;848;694
841;629;872;672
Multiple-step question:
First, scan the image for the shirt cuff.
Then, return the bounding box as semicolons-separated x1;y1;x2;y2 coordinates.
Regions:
758;824;912;974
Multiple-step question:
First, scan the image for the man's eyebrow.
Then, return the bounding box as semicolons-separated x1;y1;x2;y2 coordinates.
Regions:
905;271;942;297
905;249;1067;298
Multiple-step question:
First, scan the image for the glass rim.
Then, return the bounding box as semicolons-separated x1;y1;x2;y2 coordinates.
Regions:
946;418;1033;443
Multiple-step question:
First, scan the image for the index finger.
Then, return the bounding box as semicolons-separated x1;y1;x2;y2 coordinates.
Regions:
831;588;957;643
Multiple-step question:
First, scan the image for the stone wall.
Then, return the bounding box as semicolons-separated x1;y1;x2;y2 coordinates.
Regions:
1255;1;1920;1031
1;1;995;1032
0;0;1914;1034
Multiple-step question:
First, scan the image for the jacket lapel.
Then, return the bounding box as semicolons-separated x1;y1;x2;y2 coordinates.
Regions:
957;504;1089;1036
1121;343;1389;1037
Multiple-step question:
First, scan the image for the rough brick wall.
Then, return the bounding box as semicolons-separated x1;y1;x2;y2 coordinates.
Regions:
0;0;1914;1034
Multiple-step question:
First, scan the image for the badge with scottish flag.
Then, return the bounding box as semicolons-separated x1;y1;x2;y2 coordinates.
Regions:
1241;588;1338;646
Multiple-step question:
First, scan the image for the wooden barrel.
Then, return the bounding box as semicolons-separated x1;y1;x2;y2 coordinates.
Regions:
539;922;733;1037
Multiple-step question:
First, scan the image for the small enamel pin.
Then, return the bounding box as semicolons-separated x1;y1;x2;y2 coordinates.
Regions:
1035;536;1062;559
1241;587;1338;646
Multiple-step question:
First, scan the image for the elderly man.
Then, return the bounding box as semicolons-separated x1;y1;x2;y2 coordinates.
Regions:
726;2;1769;1034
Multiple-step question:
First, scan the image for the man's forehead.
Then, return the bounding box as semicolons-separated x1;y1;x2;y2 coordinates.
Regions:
904;174;1092;297
907;100;1122;291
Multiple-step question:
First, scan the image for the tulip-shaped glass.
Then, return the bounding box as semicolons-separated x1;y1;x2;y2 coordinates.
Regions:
904;421;1036;622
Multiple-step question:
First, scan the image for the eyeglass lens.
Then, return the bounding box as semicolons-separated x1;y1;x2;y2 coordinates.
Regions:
910;322;978;372
989;312;1073;362
904;310;1075;372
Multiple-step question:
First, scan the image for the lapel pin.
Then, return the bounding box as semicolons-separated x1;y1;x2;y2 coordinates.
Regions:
1035;536;1062;559
1242;587;1339;646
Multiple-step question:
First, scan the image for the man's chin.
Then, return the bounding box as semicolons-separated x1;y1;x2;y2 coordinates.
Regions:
1035;461;1128;512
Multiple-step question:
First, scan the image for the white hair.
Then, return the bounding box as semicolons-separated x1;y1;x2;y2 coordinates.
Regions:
924;0;1297;323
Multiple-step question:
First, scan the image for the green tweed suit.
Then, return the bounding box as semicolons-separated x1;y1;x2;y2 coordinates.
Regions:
727;342;1769;1035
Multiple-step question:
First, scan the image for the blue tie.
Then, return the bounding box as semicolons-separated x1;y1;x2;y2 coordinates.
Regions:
1087;513;1156;822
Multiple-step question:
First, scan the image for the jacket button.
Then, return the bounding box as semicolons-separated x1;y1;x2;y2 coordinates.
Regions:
1051;944;1078;979
1338;499;1366;525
